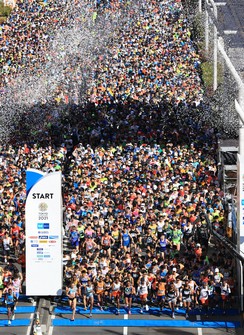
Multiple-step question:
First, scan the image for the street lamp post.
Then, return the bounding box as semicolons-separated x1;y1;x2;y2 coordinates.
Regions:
208;0;218;91
199;0;202;12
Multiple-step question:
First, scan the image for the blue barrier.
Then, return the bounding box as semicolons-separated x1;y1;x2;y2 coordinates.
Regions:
0;306;36;314
52;318;240;328
54;305;238;316
0;319;31;327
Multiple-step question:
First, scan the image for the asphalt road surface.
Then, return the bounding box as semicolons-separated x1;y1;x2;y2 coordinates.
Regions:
216;0;244;79
48;302;243;335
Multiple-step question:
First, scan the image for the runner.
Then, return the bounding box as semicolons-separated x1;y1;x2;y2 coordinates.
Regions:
101;231;114;258
3;232;12;264
103;274;112;310
121;227;132;253
137;278;149;314
111;225;121;251
156;278;166;313
12;275;22;310
82;236;97;256
84;279;94;317
111;276;122;315
180;281;193;319
197;282;209;315
17;229;26;254
188;276;198;308
5;287;16;325
174;277;183;310
69;226;80;252
123;280;135;314
157;234;171;260
10;222;21;256
79;269;90;309
165;282;177;319
144;228;157;253
220;279;231;313
171;225;183;252
194;243;203;262
66;282;78;321
95;276;105;310
182;221;194;247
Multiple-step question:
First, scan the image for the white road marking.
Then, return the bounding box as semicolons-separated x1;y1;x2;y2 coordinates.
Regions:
48;326;54;335
123;313;128;335
196;314;203;335
216;2;226;6
48;315;55;335
26;312;34;335
224;30;238;35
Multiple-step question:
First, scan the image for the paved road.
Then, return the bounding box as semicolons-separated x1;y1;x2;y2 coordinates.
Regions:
49;315;242;335
47;301;243;335
0;298;36;335
215;0;244;79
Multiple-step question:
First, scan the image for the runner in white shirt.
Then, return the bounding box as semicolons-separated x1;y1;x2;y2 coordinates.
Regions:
111;277;122;315
12;276;22;310
197;282;209;315
174;277;183;308
220;280;231;313
137;279;149;314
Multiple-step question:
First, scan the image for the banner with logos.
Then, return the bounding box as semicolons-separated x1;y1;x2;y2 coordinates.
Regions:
26;169;63;295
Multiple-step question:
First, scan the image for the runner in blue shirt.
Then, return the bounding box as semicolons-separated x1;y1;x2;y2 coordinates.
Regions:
70;226;80;252
5;288;16;325
121;228;132;252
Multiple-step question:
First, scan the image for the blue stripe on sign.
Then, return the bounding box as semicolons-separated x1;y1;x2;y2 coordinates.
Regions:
0;319;31;327
0;306;36;314
52;319;240;328
26;169;44;194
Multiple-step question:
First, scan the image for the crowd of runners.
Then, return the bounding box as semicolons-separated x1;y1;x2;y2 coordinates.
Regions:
0;0;236;324
61;137;234;319
0;0;203;106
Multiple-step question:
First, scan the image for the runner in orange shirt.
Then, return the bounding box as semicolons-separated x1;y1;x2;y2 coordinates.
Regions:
156;278;166;312
95;276;105;310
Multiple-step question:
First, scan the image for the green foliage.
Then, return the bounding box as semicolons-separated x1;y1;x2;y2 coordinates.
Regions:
201;61;223;91
0;1;12;19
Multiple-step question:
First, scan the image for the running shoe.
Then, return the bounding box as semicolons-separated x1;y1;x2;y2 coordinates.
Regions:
89;313;92;318
8;320;11;325
128;309;131;315
172;312;175;319
140;309;143;314
145;304;149;311
12;314;15;320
